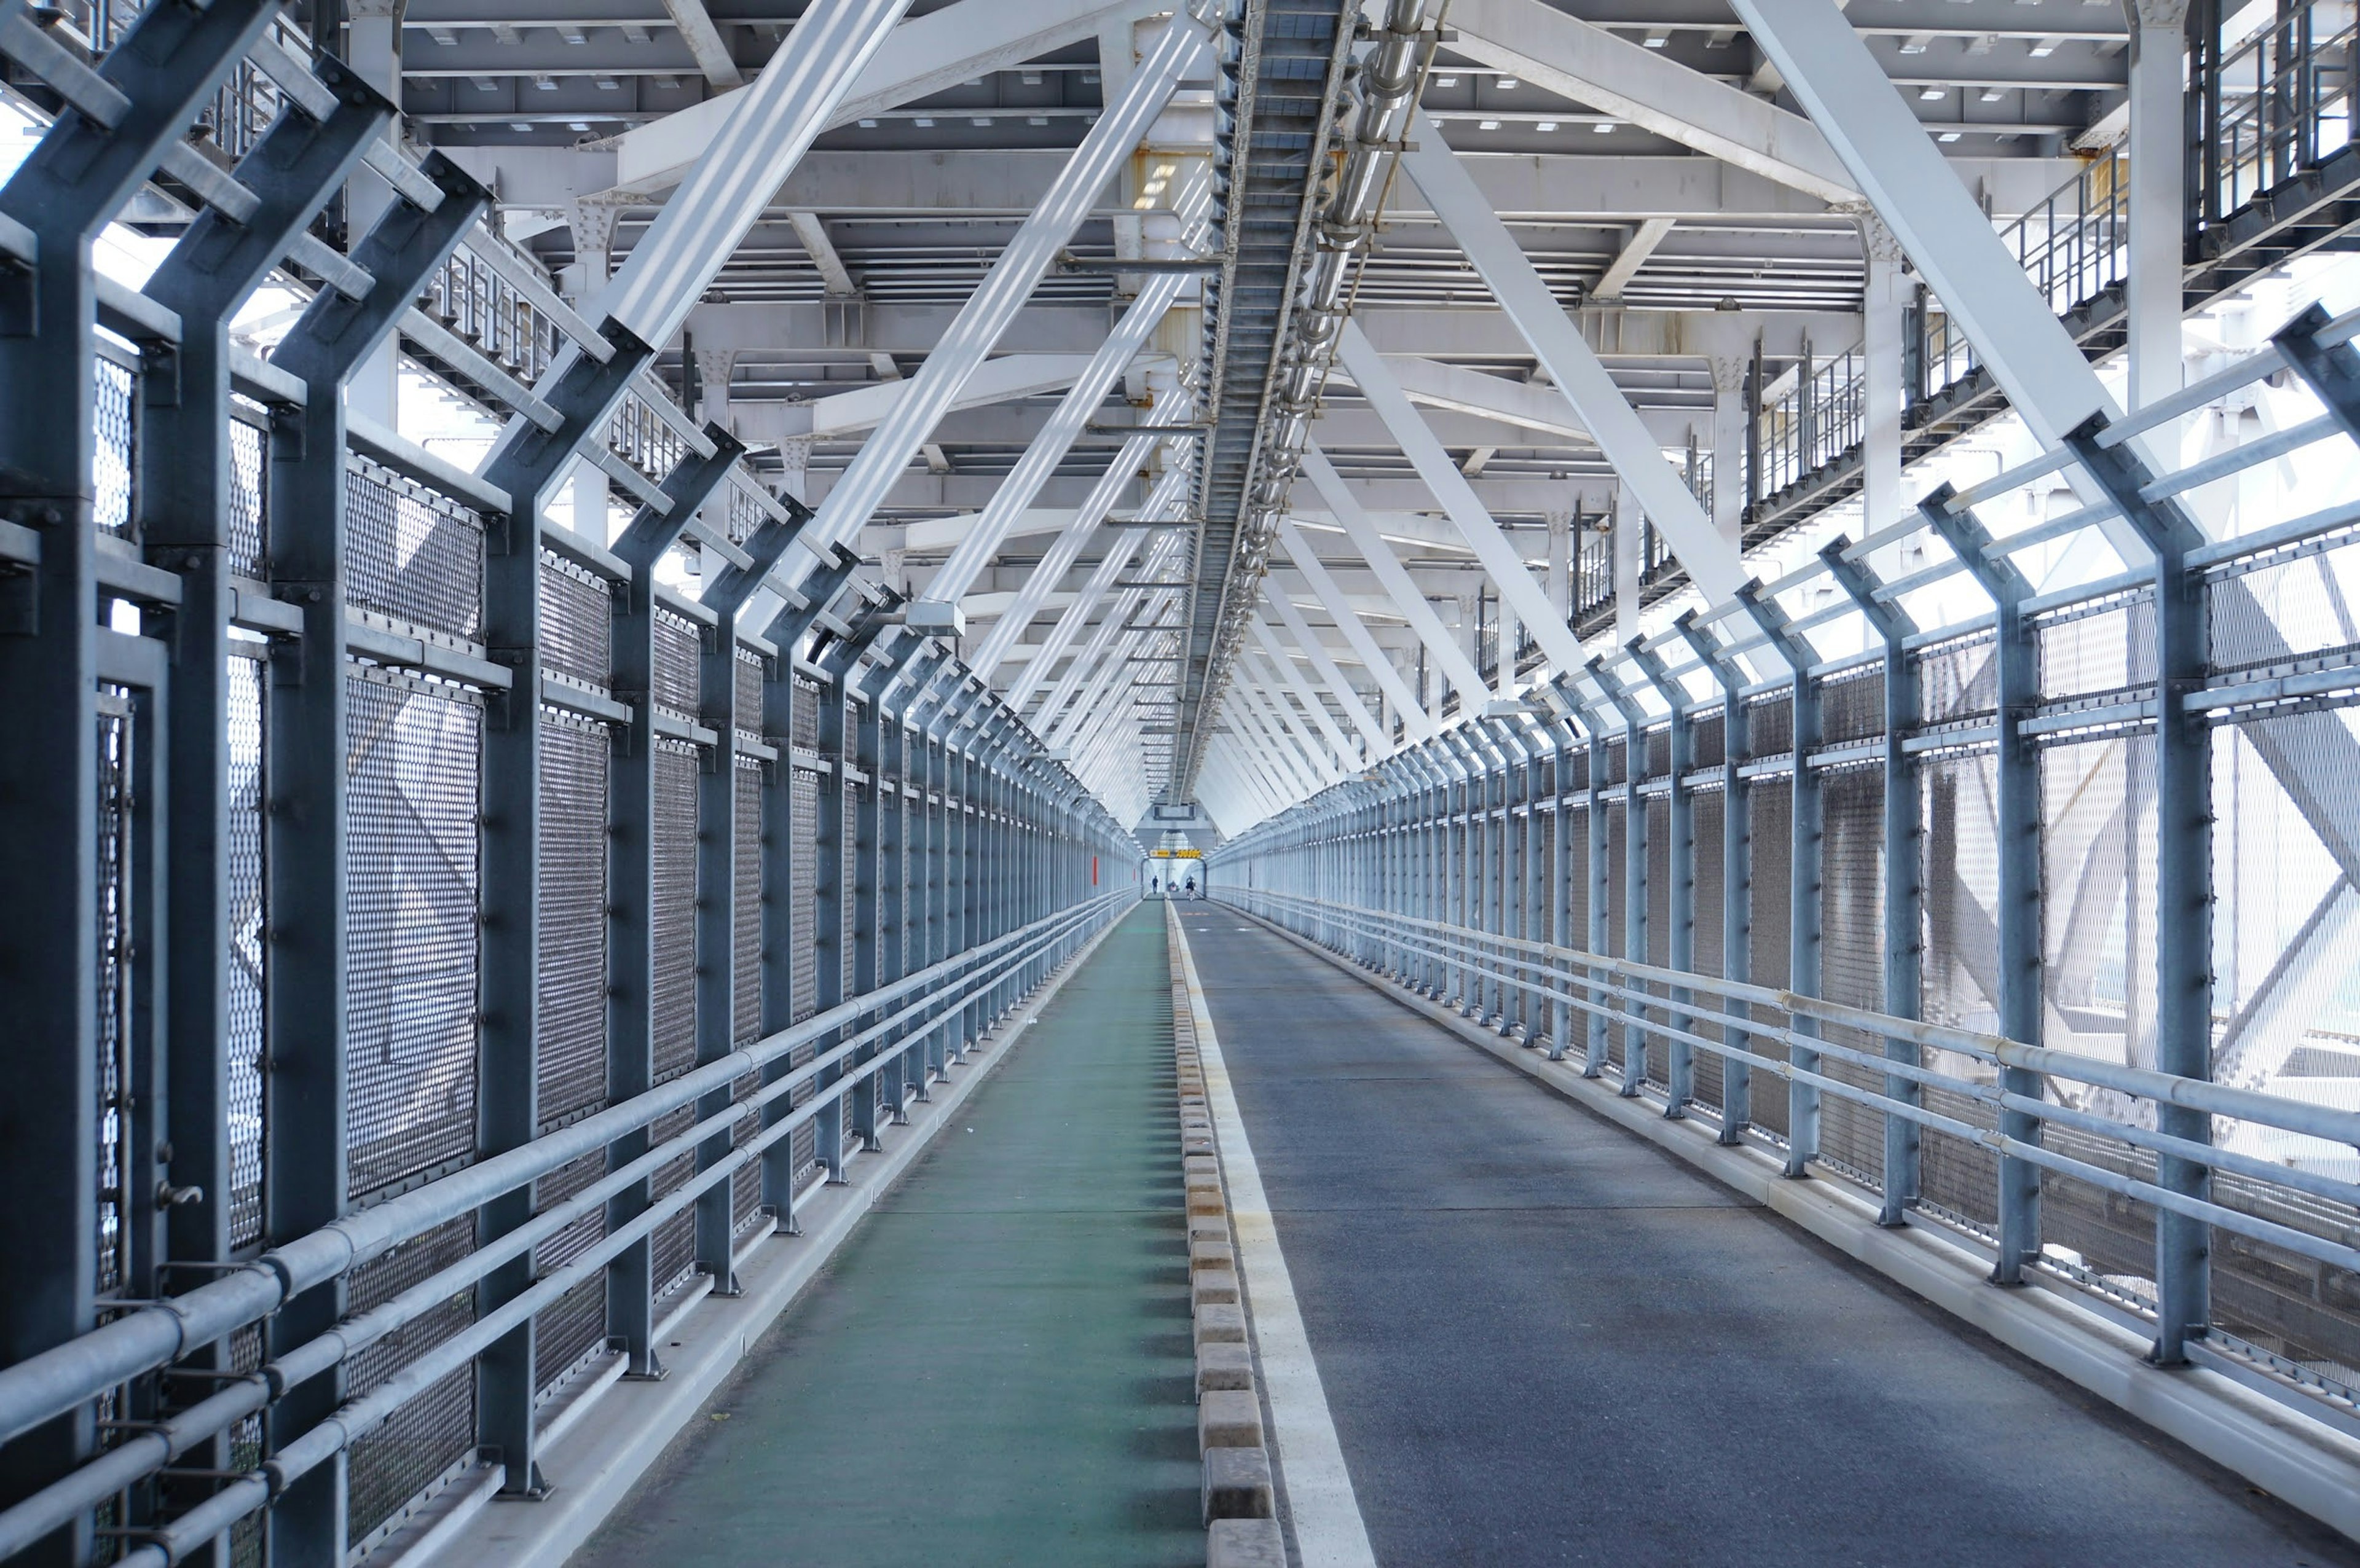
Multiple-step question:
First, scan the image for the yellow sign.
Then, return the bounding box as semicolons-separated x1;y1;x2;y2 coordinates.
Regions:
1150;848;1203;858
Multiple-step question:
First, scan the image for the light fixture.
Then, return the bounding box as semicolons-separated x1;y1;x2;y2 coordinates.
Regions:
858;117;878;128
1594;120;1616;133
1496;76;1519;89
1433;74;1458;87
1479;118;1500;130
1536;120;1559;131
1918;86;1946;100
1938;130;1962;142
914;116;934;127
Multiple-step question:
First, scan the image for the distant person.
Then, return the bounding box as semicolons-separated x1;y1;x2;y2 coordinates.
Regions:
1184;874;1198;898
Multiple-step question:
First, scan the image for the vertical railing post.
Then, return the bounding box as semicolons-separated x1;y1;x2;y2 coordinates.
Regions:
2062;417;2216;1363
1627;638;1696;1118
263;159;493;1540
1920;488;2043;1280
1676;611;1755;1143
1587;656;1651;1096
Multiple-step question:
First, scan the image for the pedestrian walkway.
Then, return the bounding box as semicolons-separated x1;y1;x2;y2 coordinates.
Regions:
1174;905;2360;1568
572;904;1201;1568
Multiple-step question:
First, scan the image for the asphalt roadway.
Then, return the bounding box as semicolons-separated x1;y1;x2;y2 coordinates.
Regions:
1175;904;2360;1568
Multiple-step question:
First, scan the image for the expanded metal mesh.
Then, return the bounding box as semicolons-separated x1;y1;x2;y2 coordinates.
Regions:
2209;531;2360;675
1819;763;1886;1187
1747;694;1795;759
1919;750;2002;1233
227;415;266;578
533;1150;608;1394
792;767;820;1023
346;673;482;1199
1694;707;1727;769
1919;630;1998;725
652;609;700;716
1602;798;1627;1072
93;351;135;536
2037;592;2155;708
227;655;267;1252
1748;777;1793;1139
539;715;608;1129
95;691;132;1297
539;554;611;688
345;456;484;642
1643;797;1670;1090
653;740;699;1084
734;759;763;1046
1821;667;1884;746
736;647;763;735
345;1216;476;1548
1691;786;1726;1111
792;676;820;750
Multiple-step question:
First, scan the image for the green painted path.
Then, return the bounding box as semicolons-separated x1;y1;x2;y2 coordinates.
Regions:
571;904;1199;1568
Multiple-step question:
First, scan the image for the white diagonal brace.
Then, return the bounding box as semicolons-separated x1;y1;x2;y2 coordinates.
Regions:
788;210;857;296
786;354;1093;439
1233;682;1326;800
1400;114;1746;605
661;0;743;88
1002;464;1190;704
921;271;1190;610
1275;517;1435;740
1337;322;1587;678
1244;651;1349;782
1591;217;1675;303
792;10;1208;571
1262;593;1388;754
1445;0;1858;203
970;431;1178;678
1302;445;1490;702
1249;621;1360;770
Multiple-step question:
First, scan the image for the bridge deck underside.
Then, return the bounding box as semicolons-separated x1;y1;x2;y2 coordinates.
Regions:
1176;910;2360;1567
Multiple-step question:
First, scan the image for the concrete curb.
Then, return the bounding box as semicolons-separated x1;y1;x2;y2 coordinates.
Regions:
426;914;1130;1568
1166;913;1286;1568
1232;904;2360;1546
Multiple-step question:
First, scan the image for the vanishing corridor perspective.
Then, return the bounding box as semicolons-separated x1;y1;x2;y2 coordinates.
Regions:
4;0;2360;1564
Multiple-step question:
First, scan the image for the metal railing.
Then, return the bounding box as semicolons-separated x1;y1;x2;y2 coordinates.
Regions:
2200;0;2358;224
1211;297;2360;1433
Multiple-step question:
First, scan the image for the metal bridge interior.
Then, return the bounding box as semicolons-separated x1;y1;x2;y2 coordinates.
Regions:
3;0;2360;1562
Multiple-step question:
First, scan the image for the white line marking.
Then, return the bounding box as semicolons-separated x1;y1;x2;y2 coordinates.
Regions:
1171;917;1379;1568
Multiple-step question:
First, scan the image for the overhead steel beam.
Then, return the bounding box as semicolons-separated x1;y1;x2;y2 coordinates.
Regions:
659;0;743;88
787;209;858;296
1261;595;1390;755
1337;324;1587;676
1249;622;1361;770
1275;516;1436;739
1589;217;1676;303
790;9;1208;571
1399;112;1745;604
916;273;1191;624
602;0;1159;196
999;465;1190;703
1303;446;1488;703
1444;0;1859;202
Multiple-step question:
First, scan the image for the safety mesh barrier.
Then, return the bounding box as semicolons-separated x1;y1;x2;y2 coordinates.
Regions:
539;715;608;1129
792;767;820;1024
93;351;135;536
227;655;267;1252
533;1147;610;1397
540;554;611;688
346;673;482;1199
1747;778;1793;1140
345;456;484;642
1819;763;1887;1188
1691;786;1726;1111
227;414;267;578
96;689;132;1298
345;1216;477;1548
653;741;698;1084
652;609;699;717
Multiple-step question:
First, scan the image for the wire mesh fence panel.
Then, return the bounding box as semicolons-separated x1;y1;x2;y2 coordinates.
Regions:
734;759;763;1045
2209;530;2360;675
227;413;267;578
1691;786;1725;1111
344;1215;477;1548
842;780;860;1002
1602;797;1627;1073
1644;796;1671;1091
792;676;820;750
532;1150;608;1396
227;656;267;1252
346;673;482;1199
1694;707;1726;770
1919;630;1999;727
539;554;611;688
1747;693;1795;761
2207;1172;2360;1398
736;646;763;736
792;767;820;1024
345;457;484;642
539;715;608;1129
93;350;135;537
653;740;699;1086
1919;750;2002;1234
1819;762;1886;1190
652;609;699;716
1748;777;1793;1140
2037;591;2154;710
650;1100;698;1300
1821;667;1884;747
96;689;132;1298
